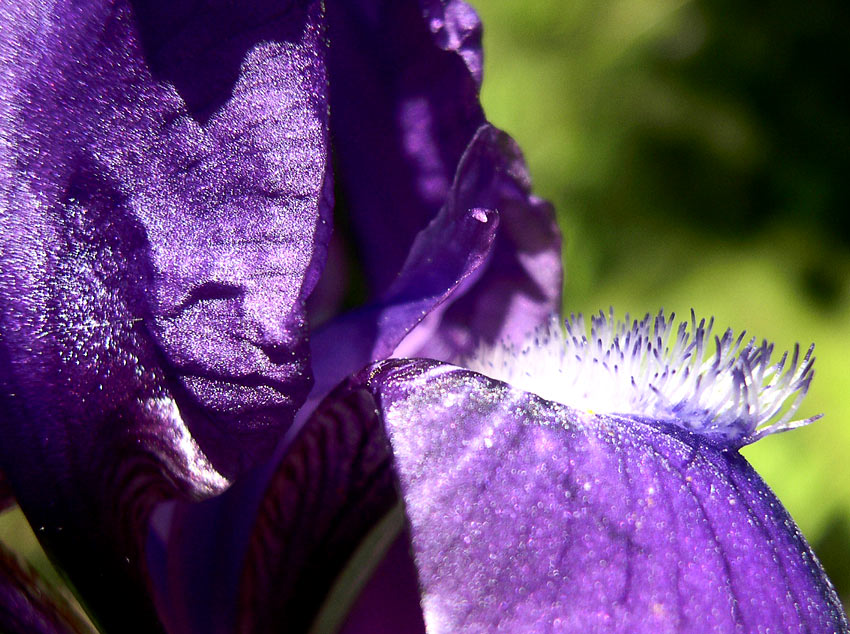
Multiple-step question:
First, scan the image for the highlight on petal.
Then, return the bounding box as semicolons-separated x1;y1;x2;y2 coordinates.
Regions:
467;309;820;447
358;359;847;632
0;0;328;628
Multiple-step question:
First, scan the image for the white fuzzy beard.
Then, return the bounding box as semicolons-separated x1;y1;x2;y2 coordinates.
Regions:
464;309;819;447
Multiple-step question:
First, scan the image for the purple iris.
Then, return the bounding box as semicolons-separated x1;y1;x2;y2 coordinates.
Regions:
0;1;846;633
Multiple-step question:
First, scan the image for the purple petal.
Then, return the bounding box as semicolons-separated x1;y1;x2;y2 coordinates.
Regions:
305;124;561;419
157;357;846;633
399;125;562;360
147;382;399;634
304;200;498;421
363;359;847;632
0;0;329;627
0;542;94;634
326;0;485;294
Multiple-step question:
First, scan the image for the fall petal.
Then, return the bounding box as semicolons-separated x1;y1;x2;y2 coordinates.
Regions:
364;359;847;633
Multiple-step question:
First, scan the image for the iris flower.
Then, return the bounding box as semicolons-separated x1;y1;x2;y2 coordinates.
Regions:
0;1;846;632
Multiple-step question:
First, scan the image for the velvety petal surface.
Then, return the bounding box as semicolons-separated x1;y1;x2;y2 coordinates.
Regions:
0;0;329;629
0;542;95;634
363;359;848;633
154;356;847;633
326;0;485;294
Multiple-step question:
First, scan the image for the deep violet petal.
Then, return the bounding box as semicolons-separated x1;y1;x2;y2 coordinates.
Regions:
326;0;485;294
146;384;398;634
398;125;562;360
360;359;848;633
0;542;94;634
303;200;498;424
306;124;561;422
0;0;329;629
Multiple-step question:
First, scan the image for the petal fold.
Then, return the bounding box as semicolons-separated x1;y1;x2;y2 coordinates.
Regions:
1;0;329;628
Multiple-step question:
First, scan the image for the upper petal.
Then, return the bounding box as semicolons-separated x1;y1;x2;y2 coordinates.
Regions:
325;0;485;294
305;124;561;422
0;0;329;627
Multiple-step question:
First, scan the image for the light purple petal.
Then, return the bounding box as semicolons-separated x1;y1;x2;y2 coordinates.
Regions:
325;0;485;294
0;0;329;628
363;359;847;633
0;542;94;634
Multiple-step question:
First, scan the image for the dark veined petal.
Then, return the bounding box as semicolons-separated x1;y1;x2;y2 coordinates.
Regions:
363;359;848;632
146;383;399;634
0;542;96;634
0;0;329;629
326;0;485;294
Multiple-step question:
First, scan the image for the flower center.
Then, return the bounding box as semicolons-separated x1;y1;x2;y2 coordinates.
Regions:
465;309;819;447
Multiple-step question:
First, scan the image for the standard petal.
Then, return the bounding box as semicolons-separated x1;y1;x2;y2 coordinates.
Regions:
326;0;485;293
0;542;96;634
362;359;847;633
306;124;561;420
0;0;331;477
304;202;499;422
397;125;562;360
0;0;328;628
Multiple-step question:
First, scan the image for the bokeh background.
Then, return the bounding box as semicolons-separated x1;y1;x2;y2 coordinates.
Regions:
1;0;848;616
473;0;850;605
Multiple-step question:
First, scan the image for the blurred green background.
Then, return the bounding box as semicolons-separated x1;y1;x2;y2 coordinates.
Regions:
1;0;848;617
474;0;850;605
